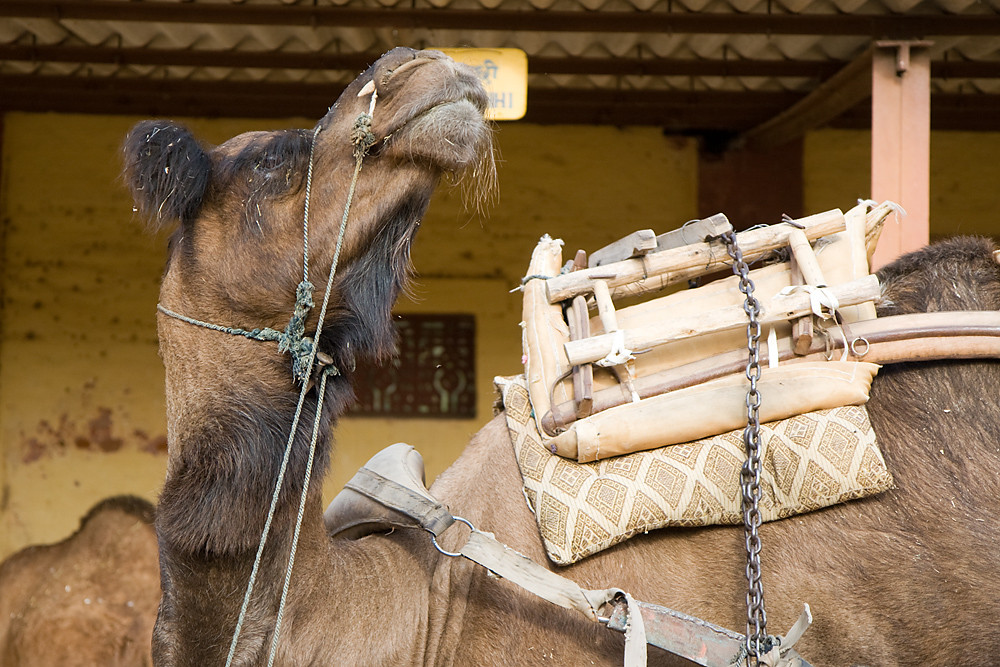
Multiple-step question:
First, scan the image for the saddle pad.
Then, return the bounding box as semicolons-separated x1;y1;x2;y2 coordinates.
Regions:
496;375;894;566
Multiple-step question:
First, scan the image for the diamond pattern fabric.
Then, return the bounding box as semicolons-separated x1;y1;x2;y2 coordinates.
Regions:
497;374;894;565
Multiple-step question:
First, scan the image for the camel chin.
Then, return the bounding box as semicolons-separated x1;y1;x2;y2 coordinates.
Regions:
388;98;497;188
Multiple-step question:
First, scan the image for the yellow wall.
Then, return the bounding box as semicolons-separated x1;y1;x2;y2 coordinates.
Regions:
0;113;697;557
804;128;1000;240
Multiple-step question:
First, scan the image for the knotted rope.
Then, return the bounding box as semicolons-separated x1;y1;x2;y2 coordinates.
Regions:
156;279;321;383
263;96;377;667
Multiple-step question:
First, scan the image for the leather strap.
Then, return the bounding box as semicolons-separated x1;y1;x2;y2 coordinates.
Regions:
326;443;813;667
459;529;619;621
345;468;455;536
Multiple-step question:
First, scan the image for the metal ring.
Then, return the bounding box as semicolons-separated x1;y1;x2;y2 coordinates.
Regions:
850;336;871;358
430;516;475;558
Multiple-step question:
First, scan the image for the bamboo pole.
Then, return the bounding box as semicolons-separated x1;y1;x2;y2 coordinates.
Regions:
592;280;618;332
553;361;879;462
787;228;827;355
789;253;815;355
568;295;594;419
545;208;845;304
591;279;640;403
787;229;826;285
844;201;878;321
520;235;570;448
541;310;1000;432
865;201;895;262
563;274;881;367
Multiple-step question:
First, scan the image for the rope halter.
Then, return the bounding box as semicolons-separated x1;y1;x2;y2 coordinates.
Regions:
156;87;379;386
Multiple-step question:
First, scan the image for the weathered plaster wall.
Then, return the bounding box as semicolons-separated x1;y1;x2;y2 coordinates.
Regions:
0;113;698;558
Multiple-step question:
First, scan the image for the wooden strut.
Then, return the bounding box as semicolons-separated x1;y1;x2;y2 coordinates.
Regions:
787;228;828;355
542;310;1000;434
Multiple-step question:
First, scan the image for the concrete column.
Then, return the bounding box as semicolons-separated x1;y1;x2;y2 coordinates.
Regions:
870;40;932;270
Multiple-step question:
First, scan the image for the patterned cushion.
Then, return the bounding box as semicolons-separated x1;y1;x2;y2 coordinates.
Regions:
496;375;895;566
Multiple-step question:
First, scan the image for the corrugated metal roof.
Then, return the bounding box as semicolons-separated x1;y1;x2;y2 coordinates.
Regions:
2;0;999;129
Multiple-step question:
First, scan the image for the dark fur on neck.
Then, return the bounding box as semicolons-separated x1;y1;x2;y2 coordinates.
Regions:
155;386;337;556
318;193;429;372
154;196;425;557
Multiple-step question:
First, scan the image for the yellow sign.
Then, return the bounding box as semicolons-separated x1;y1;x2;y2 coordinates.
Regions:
438;48;528;121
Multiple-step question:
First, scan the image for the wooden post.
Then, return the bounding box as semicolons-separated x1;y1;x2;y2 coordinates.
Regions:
870;40;932;270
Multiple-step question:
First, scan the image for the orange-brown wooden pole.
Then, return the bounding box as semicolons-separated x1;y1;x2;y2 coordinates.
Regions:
870;40;932;270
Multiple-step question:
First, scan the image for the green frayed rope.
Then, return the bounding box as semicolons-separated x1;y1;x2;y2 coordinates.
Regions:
156;278;334;384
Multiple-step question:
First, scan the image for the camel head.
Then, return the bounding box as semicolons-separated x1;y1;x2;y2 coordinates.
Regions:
122;48;495;405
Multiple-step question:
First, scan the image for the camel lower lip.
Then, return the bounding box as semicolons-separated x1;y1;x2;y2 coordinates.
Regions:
414;98;484;124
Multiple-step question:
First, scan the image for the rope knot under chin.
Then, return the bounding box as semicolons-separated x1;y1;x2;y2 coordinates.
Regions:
276;280;327;384
351;113;376;160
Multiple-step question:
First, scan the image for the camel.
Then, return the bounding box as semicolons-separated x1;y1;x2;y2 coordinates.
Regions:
123;48;1000;666
0;495;160;666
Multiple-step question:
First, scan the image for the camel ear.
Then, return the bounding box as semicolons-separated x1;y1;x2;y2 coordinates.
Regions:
122;120;211;229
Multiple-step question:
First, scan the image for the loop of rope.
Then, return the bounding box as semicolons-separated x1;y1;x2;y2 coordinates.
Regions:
302;125;322;284
157;280;331;385
596;329;635;368
510;274;551;292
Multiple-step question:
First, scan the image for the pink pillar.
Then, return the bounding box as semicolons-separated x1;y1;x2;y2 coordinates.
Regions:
870;41;932;270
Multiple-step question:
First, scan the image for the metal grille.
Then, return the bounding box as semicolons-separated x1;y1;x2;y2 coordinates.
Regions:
348;314;477;419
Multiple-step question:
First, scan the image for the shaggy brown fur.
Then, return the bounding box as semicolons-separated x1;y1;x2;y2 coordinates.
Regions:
0;496;159;666
129;47;1000;666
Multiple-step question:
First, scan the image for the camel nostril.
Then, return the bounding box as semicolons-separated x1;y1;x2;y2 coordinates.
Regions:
384;56;436;85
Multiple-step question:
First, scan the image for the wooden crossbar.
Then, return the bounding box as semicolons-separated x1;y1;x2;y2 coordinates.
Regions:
542;311;1000;433
545;208;845;303
563;275;881;367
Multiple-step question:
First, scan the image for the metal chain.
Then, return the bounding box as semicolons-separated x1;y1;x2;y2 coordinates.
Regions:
721;231;770;665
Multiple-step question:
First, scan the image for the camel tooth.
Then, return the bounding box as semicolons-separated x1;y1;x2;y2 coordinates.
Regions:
358;80;375;97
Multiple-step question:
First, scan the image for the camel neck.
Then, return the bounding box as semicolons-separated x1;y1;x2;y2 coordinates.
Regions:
155;349;345;554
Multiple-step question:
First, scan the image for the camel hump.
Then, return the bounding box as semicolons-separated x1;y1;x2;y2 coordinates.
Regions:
324;443;454;540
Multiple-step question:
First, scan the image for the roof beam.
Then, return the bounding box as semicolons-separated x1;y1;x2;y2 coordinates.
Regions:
3;74;998;131
2;1;999;36
5;44;1000;81
0;44;841;78
0;44;376;73
0;74;797;126
737;47;874;150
